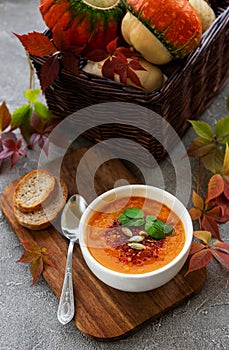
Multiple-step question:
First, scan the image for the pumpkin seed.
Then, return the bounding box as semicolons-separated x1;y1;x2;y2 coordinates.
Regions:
121;227;133;237
128;235;144;243
128;243;146;250
139;230;148;237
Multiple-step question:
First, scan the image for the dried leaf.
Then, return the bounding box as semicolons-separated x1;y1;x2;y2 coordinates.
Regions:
14;32;57;56
185;248;212;275
201;215;221;240
194;230;212;244
189;241;206;255
187;137;214;158
192;190;204;210
189;207;201;220
0;101;11;132
189;120;214;140
206;174;224;202
17;241;57;286
40;55;60;91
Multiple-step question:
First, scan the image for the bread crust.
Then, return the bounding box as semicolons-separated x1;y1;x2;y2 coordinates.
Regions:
14;177;68;230
13;169;56;213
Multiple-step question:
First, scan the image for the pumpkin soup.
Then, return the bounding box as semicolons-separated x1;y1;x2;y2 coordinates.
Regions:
86;196;185;274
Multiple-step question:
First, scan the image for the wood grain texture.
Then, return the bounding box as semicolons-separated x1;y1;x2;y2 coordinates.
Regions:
0;147;206;341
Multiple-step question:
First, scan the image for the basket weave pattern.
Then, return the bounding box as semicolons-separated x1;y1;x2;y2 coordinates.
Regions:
32;1;229;163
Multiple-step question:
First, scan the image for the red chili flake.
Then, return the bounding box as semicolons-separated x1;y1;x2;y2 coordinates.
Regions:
104;225;165;266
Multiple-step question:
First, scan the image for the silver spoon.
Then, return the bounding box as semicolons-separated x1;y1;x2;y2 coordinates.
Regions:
57;194;87;325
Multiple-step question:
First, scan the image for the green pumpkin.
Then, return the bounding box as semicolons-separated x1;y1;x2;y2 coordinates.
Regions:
40;0;125;52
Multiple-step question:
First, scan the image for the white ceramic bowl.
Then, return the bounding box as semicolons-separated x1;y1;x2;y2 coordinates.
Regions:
79;185;193;292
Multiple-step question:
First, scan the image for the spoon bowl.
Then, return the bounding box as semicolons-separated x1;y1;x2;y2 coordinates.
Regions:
57;194;87;325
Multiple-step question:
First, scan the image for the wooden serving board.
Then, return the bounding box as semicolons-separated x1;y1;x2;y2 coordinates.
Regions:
1;147;206;341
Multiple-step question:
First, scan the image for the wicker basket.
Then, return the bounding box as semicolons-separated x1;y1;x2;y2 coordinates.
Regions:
32;0;229;164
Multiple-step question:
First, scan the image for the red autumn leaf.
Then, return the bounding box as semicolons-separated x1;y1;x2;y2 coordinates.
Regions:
213;207;229;223
107;37;119;55
52;26;69;51
223;179;229;200
112;56;144;88
206;174;224;203
102;58;115;80
30;114;60;155
201;215;221;240
129;59;146;72
40;55;60;91
189;241;206;255
85;49;108;62
30;256;44;286
205;205;221;219
185;248;212;275
0;101;11;132
127;66;143;87
14;32;57;56
213;241;229;251
214;194;228;216
211;249;229;270
17;241;57;286
116;47;140;59
189;207;201;220
62;51;79;75
0;134;27;168
192;190;204;210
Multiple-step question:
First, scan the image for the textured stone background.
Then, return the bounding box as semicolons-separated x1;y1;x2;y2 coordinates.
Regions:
0;1;228;349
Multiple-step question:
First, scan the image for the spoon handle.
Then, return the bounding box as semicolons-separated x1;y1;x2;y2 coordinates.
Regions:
57;240;75;324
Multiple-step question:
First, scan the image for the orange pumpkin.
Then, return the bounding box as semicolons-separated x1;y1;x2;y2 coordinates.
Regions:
122;0;202;64
39;0;125;52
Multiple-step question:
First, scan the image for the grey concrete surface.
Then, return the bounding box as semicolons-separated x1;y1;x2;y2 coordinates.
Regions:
0;1;228;349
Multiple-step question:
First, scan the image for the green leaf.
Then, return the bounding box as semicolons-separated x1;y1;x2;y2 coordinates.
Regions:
123;207;144;219
34;101;52;120
146;215;157;222
215;116;229;140
189;120;214;140
219;136;229;146
145;221;165;239
131;218;145;226
118;214;130;226
11;104;32;129
201;145;224;174
24;89;41;103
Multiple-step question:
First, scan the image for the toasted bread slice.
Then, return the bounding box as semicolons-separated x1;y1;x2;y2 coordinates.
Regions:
14;178;68;230
14;170;56;213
